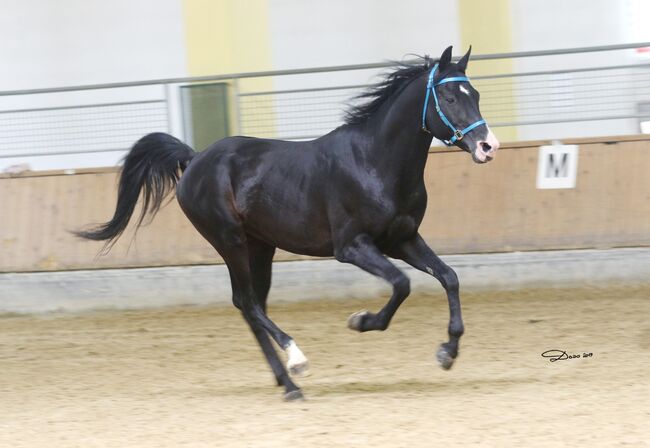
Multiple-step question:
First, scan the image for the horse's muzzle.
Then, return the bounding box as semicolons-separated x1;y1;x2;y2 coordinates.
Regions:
472;127;500;163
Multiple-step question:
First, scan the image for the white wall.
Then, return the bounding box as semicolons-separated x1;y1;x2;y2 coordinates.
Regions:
0;0;187;90
263;0;462;139
510;0;649;141
268;0;461;70
263;0;649;143
0;0;187;171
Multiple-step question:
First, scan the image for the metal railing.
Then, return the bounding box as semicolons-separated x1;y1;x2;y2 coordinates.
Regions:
2;42;650;170
476;62;650;126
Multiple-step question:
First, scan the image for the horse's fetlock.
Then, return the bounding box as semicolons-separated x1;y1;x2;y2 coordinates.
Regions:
449;321;464;338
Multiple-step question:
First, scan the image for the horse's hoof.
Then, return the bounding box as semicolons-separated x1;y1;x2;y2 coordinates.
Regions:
288;359;310;377
284;389;305;402
436;345;455;370
286;341;310;377
347;310;369;332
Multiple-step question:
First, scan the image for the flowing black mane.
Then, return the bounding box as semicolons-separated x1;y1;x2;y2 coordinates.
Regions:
345;56;434;125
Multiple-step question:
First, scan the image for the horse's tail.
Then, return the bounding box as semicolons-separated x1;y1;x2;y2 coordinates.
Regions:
74;132;195;252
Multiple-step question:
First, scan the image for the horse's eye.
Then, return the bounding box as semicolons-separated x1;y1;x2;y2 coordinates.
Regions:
445;97;455;104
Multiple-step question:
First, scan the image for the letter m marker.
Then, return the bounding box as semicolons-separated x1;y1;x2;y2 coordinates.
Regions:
536;144;579;189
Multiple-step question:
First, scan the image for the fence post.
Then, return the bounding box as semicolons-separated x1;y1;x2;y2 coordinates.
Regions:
164;83;185;141
232;78;242;135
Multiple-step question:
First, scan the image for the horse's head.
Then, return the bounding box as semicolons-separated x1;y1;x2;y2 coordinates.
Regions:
422;46;499;164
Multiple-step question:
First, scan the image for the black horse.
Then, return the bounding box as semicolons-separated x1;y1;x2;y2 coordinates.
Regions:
76;46;499;401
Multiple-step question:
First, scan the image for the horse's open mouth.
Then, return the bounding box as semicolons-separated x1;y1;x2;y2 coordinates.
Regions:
472;153;493;164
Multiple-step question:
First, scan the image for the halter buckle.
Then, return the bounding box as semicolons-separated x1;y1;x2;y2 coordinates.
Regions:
454;129;464;141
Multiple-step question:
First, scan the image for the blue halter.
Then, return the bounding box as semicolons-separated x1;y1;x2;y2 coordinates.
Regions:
421;63;486;146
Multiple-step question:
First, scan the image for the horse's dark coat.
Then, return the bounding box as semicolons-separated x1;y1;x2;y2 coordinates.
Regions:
76;46;497;400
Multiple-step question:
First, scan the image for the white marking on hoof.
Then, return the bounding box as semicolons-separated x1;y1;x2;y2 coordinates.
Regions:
286;341;310;376
347;310;369;332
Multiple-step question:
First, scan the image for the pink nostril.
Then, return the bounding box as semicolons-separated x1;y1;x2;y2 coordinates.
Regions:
480;142;492;153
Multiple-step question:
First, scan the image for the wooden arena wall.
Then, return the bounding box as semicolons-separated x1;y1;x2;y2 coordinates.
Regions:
2;135;649;272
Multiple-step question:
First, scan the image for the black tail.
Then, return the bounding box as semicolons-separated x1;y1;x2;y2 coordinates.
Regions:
74;132;195;252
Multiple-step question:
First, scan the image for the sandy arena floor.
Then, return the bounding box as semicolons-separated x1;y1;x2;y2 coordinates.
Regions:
1;285;649;447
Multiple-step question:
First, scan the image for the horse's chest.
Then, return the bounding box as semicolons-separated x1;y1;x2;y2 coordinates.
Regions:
375;188;427;243
349;177;426;241
375;214;419;249
387;214;419;236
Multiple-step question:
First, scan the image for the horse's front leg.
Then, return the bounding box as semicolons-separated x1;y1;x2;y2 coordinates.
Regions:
388;233;464;370
336;234;411;332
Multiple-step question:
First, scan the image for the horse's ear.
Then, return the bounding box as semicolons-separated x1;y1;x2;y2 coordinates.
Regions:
457;46;472;73
438;45;453;71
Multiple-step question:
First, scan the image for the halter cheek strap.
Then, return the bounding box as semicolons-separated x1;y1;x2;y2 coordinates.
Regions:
421;63;486;146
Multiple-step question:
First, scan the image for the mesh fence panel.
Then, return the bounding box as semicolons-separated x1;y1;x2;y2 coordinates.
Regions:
0;100;168;157
475;65;650;126
239;87;362;140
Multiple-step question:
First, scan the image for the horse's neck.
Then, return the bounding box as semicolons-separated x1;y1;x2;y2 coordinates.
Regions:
367;75;434;185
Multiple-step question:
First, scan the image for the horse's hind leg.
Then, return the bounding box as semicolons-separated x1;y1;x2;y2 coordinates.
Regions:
388;233;464;370
224;240;304;400
189;218;303;400
248;238;275;314
248;237;309;376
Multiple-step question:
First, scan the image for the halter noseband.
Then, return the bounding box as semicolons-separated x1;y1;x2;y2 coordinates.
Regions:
421;63;486;146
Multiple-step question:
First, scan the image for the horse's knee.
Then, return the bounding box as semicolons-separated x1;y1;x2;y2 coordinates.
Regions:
440;267;459;292
392;274;411;298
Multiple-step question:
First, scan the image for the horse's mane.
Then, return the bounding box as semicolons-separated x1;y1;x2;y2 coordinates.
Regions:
344;55;435;125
